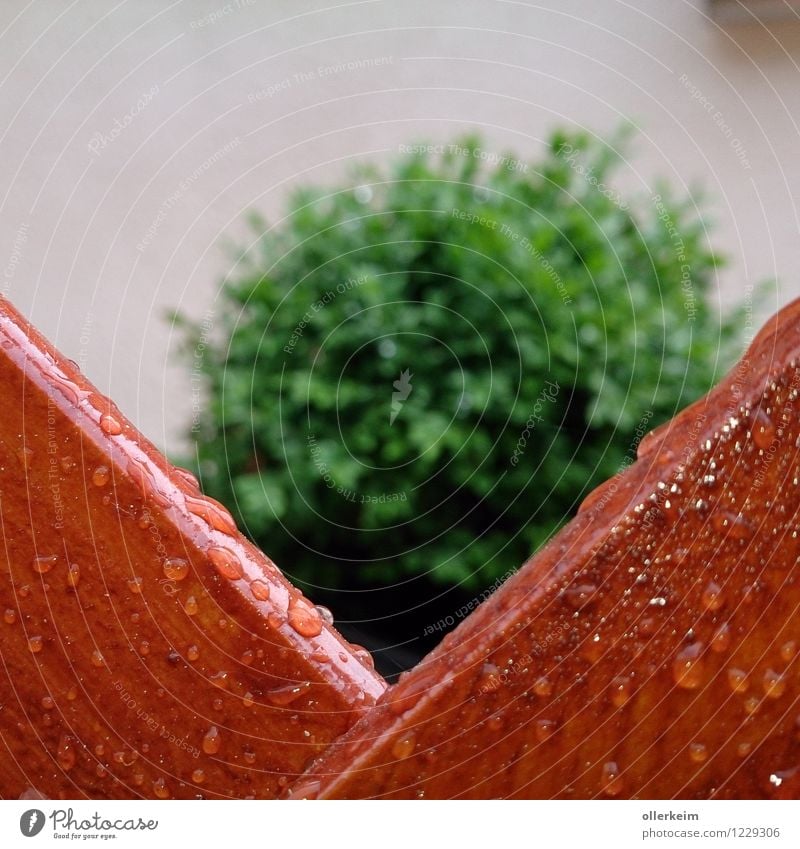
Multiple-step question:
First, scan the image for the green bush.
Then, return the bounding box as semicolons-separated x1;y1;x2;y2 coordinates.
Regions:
176;131;743;594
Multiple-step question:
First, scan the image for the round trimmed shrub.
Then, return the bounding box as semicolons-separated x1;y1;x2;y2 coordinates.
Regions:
176;131;743;598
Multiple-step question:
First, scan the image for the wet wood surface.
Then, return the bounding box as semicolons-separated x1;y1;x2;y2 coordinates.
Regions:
0;298;386;800
290;299;800;799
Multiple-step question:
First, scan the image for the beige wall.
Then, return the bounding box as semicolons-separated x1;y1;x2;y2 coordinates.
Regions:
0;0;798;451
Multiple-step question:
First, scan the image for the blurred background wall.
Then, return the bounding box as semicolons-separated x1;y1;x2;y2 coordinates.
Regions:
0;0;797;452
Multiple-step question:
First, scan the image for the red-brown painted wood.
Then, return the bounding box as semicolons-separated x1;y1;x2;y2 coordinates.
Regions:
291;298;800;799
0;297;386;800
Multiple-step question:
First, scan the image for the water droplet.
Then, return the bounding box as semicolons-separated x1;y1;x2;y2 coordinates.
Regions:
209;671;229;689
17;446;34;470
240;649;254;666
191;768;205;785
92;466;110;487
743;695;760;715
487;715;504;732
711;510;752;540
781;641;797;662
32;554;57;574
202;726;221;755
752;409;776;450
4;608;16;625
533;676;553;697
91;649;104;668
212;697;224;711
249;580;270;601
99;414;122;436
351;644;374;668
163;558;189;582
535;719;557;742
56;735;76;771
208;546;243;581
288;598;322;638
185;495;237;535
609;676;633;708
689;742;708;763
386;663;440;716
187;645;200;662
28;635;43;653
315;605;334;625
243;750;256;765
48;370;89;407
672;642;705;690
391;734;416;760
563;582;598;610
702;581;724;611
727;667;748;693
174;467;200;491
763;668;786;699
66;563;80;588
113;749;137;767
265;681;311;706
184;596;198;616
242;691;255;708
737;741;752;758
711;623;732;653
67;687;77;701
41;695;54;710
138;641;150;657
601;761;624;796
128;577;143;594
768;766;800;798
152;778;169;799
286;779;320;800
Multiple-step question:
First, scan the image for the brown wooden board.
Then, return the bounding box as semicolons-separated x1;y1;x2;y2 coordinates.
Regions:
0;297;386;800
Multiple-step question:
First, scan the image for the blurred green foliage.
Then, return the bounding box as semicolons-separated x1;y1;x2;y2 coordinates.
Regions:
175;131;744;593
